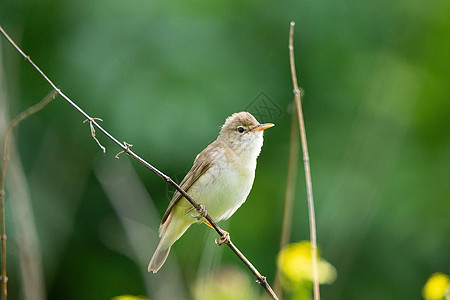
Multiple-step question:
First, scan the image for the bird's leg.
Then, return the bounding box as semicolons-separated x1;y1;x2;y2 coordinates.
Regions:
186;204;207;220
215;231;230;246
200;216;230;246
186;207;229;246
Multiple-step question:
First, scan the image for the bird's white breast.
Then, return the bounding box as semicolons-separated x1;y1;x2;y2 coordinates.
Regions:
188;141;261;222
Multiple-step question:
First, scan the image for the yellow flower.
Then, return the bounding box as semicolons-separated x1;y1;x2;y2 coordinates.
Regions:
111;296;148;300
423;273;450;300
277;241;336;285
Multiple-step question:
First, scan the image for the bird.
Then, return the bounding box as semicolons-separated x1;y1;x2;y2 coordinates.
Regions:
148;111;274;273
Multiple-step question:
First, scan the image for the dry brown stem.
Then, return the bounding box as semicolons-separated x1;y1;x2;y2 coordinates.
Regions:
0;90;57;300
288;21;320;300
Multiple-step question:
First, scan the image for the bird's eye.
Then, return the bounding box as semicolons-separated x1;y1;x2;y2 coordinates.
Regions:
237;126;245;133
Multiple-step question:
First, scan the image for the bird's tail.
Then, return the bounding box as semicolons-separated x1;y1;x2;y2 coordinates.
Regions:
148;213;193;273
148;240;171;273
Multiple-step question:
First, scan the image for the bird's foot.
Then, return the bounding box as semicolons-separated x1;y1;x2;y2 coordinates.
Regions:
215;231;230;246
186;204;207;220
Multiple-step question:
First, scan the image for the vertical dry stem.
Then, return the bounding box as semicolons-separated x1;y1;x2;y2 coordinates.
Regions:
288;21;320;300
0;90;56;300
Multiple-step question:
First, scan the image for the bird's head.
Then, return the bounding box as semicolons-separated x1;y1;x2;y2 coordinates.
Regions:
218;112;274;155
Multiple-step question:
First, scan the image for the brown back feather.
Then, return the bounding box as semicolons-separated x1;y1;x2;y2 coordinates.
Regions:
160;141;219;226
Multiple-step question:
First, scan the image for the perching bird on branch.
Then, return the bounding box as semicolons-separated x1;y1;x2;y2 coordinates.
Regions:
149;111;274;273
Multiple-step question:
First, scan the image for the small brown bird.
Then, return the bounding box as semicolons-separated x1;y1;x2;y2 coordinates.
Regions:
148;112;274;273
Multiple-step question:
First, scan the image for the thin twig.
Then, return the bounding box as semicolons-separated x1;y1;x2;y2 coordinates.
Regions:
0;90;57;300
0;25;279;299
288;21;320;300
115;141;133;159
83;118;106;153
274;109;299;298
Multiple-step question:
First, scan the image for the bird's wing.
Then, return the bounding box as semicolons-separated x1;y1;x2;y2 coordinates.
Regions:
160;142;218;225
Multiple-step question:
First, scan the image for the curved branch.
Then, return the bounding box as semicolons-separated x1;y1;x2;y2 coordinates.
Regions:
0;25;279;300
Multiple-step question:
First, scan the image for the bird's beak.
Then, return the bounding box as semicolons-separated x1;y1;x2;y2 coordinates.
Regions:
252;123;275;132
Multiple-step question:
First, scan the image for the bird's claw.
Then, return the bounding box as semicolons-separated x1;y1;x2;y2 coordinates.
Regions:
215;231;230;246
186;204;207;220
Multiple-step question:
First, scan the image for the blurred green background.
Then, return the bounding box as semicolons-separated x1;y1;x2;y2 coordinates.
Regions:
1;0;449;299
